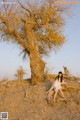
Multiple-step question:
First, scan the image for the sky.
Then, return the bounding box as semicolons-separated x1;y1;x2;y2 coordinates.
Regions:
0;1;80;80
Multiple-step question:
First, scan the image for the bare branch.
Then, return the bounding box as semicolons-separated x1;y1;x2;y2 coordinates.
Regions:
14;31;29;50
17;0;31;16
39;45;48;55
1;33;8;39
7;5;13;17
19;48;29;60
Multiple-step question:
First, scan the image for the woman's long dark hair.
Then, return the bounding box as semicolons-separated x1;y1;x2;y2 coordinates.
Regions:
55;71;63;82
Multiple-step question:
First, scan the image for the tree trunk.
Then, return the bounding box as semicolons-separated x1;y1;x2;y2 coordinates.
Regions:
30;49;45;84
26;24;45;84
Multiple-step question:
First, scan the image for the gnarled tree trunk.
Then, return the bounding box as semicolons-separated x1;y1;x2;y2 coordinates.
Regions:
25;23;45;84
30;50;45;84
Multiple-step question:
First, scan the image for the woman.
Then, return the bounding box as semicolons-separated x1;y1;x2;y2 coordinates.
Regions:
47;71;65;102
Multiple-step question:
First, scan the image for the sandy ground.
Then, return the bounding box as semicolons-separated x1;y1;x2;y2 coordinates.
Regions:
0;77;80;120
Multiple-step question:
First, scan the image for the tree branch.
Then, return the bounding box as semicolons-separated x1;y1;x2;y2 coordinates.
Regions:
14;31;29;50
18;0;31;16
0;14;29;51
1;33;8;39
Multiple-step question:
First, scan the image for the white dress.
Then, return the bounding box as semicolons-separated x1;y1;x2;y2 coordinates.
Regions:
47;78;64;100
52;78;62;92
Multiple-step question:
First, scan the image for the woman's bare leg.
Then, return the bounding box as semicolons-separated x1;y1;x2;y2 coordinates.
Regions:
60;89;65;99
53;91;58;101
48;90;54;101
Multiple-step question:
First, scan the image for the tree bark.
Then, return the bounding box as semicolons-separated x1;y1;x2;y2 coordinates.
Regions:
26;24;45;84
30;49;45;84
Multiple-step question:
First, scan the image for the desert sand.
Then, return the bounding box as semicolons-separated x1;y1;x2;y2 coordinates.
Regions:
0;76;80;120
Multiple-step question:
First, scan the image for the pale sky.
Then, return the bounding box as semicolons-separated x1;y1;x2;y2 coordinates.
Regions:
0;2;80;80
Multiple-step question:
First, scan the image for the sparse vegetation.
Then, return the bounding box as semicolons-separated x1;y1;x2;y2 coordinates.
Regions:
63;66;69;76
15;66;26;81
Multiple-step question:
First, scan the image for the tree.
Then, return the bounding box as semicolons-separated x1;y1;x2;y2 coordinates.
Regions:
63;66;69;76
0;0;66;84
15;66;26;81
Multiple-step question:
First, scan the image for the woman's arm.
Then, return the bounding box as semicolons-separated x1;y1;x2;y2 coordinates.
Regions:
46;84;54;93
61;79;67;85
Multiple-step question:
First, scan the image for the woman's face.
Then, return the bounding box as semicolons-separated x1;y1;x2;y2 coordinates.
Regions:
59;73;62;77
